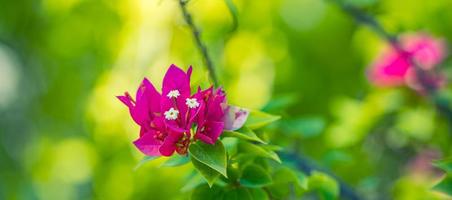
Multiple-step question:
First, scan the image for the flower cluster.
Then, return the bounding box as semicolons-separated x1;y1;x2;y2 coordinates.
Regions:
118;65;247;157
368;33;447;92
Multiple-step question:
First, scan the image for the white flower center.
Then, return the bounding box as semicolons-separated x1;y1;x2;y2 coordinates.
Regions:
186;98;200;108
164;108;179;120
167;90;180;98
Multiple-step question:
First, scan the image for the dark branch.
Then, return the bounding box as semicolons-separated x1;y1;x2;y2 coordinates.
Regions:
279;152;362;200
178;0;218;86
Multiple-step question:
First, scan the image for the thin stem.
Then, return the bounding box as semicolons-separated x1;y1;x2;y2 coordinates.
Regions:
178;0;218;86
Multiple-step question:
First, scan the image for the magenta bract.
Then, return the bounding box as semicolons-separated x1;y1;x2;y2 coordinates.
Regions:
117;64;246;157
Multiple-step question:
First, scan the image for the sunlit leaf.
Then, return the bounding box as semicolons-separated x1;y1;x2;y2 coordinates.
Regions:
262;94;298;112
189;141;228;177
238;141;281;163
245;110;280;130
181;172;205;192
222;137;239;156
282;117;325;138
223;127;266;144
308;171;339;200
160;154;190;167
134;156;159;171
191;157;221;187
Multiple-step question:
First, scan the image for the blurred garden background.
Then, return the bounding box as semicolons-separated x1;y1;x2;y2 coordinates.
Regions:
1;0;452;199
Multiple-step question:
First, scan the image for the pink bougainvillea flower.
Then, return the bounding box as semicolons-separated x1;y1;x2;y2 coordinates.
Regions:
118;78;163;156
401;33;446;70
368;32;447;91
193;87;227;144
117;64;248;157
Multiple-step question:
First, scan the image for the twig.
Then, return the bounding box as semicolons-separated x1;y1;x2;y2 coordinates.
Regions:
178;0;218;86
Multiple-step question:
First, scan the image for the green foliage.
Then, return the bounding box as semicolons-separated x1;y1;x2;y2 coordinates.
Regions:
181;173;206;192
433;175;452;196
189;140;228;179
3;0;452;199
161;154;190;167
281;117;325;138
239;164;272;188
223;127;266;144
183;109;290;199
245;110;281;130
267;167;308;199
191;184;224;200
188;140;234;188
433;158;452;196
134;156;159;171
433;158;452;172
191;158;222;187
224;0;239;33
248;188;269;200
308;171;340;200
237;141;281;163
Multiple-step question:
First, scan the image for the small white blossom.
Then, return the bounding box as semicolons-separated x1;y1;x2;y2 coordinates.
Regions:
167;90;180;98
186;98;200;108
164;108;179;120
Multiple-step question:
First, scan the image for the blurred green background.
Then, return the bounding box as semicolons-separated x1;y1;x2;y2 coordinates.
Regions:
1;0;452;199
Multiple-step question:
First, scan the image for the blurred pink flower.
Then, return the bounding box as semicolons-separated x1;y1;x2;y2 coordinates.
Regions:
117;64;248;157
368;33;447;91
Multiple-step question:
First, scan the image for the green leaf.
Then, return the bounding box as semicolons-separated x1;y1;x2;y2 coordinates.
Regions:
181;172;205;192
267;183;290;199
191;184;224;200
249;188;269;200
433;158;452;172
223;127;266;144
224;0;238;33
261;144;283;152
245;110;280;130
191;157;221;187
161;154;190;167
134;156;159;171
227;163;241;181
268;167;308;199
189;140;228;177
283;117;325;138
433;174;452;196
239;164;272;188
273;167;308;190
238;141;281;163
308;171;339;200
223;187;253;200
262;94;298;112
222;137;239;156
